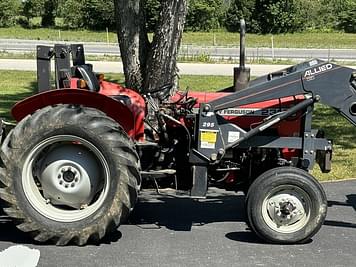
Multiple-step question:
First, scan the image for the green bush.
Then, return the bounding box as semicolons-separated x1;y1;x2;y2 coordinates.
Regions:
59;0;84;28
225;0;259;32
22;0;44;21
0;0;21;27
185;0;225;31
254;0;304;34
60;0;115;30
9;0;356;35
41;0;56;27
337;1;356;33
21;0;59;28
145;0;161;33
82;0;115;30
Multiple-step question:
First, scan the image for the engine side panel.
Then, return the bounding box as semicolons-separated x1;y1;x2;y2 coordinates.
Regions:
185;91;306;137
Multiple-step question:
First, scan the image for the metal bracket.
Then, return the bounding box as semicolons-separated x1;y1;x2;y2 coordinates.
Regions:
190;166;208;198
301;106;315;169
36;45;53;92
71;44;86;66
54;44;71;89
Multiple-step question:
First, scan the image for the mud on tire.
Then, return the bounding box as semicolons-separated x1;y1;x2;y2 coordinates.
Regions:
0;104;141;245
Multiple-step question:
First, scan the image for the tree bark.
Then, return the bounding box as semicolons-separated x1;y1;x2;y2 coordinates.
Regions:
115;0;188;94
145;0;188;93
114;0;149;91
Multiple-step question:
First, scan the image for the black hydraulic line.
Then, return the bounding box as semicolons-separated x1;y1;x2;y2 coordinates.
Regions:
225;97;315;150
161;113;192;152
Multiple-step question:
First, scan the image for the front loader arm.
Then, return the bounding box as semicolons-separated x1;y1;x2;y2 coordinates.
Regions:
302;63;356;126
197;61;356;154
209;60;356;120
189;60;356;196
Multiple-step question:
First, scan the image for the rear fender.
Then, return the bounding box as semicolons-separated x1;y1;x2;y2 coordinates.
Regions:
11;89;138;139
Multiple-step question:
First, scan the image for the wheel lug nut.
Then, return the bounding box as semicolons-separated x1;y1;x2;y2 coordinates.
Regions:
65;184;69;188
75;178;79;182
71;183;75;187
59;180;63;185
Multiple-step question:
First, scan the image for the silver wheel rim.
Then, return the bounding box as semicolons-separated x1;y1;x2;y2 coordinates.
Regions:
22;135;110;222
261;185;311;234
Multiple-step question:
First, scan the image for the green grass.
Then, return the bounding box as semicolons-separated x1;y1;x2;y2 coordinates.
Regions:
0;70;355;180
312;104;356;180
0;26;118;43
0;71;37;120
181;32;356;48
178;75;232;91
2;26;356;48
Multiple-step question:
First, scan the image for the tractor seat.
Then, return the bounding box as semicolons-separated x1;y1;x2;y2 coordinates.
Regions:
111;95;132;106
73;64;100;92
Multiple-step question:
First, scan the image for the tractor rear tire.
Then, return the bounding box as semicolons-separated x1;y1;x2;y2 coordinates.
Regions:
0;104;141;245
245;167;327;244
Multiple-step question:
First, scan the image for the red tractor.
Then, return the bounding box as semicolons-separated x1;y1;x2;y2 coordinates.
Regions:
0;43;355;246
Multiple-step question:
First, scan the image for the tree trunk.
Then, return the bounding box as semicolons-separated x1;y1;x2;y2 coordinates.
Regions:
41;0;57;27
114;0;149;91
145;0;188;93
115;0;188;94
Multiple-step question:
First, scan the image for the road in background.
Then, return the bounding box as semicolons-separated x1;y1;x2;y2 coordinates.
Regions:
0;180;355;266
1;39;356;61
0;59;293;76
1;58;355;77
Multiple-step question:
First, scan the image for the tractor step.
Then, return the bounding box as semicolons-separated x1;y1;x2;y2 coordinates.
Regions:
141;169;176;179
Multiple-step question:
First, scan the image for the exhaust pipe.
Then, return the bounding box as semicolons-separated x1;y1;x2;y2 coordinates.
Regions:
233;19;251;91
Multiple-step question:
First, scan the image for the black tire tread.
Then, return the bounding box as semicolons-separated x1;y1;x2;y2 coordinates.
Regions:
0;104;141;245
246;166;327;244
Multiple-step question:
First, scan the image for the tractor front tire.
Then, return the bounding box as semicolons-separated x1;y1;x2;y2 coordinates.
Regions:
246;167;327;244
0;104;141;245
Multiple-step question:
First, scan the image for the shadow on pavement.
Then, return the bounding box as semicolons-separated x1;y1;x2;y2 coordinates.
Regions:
0;215;34;245
129;191;246;232
328;194;356;211
2;191;355;245
324;220;356;229
225;231;261;243
225;232;313;245
325;194;356;229
130;190;269;244
0;202;122;246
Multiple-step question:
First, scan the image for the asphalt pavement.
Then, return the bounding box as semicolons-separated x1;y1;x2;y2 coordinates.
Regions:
0;179;355;267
